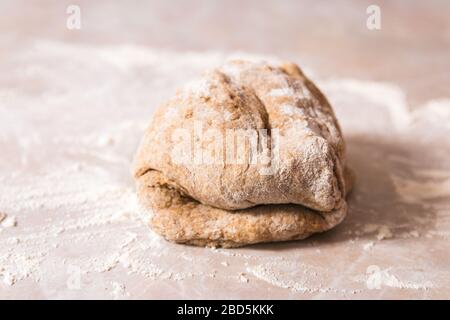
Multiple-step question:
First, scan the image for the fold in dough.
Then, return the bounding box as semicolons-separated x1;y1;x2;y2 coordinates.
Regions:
133;60;353;247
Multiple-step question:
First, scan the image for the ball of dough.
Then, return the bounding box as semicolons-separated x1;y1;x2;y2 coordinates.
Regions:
133;60;352;248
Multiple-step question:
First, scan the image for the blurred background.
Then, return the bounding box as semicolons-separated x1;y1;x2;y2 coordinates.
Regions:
2;0;449;107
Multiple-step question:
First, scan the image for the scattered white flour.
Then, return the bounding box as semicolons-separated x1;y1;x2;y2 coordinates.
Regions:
0;215;17;228
353;223;394;241
238;273;249;283
391;174;450;205
96;134;115;147
362;223;380;234
280;104;298;116
183;78;211;97
363;242;374;251
0;213;6;224
269;87;295;97
110;281;130;300
321;79;411;131
222;109;233;122
0;41;449;298
376;226;393;241
2;272;15;286
245;261;359;295
359;268;434;290
409;230;420;238
413;99;450;129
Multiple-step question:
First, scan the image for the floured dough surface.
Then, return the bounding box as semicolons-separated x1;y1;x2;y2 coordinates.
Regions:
133;60;351;247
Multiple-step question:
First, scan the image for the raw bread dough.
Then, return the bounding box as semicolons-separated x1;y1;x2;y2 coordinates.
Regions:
133;60;352;247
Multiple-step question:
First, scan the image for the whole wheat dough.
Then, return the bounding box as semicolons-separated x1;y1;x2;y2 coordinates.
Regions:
133;60;352;248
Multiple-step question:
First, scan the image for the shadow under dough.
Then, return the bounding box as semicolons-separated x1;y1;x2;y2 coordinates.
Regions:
248;134;438;251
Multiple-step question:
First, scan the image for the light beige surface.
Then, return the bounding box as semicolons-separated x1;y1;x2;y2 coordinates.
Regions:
0;0;449;299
